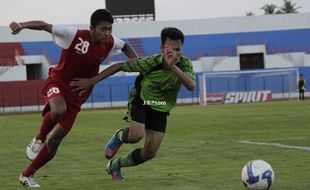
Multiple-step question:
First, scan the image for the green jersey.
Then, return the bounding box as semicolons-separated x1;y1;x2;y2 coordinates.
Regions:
121;54;196;112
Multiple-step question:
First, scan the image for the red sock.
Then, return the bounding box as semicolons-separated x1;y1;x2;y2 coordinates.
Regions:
36;112;57;142
23;144;55;177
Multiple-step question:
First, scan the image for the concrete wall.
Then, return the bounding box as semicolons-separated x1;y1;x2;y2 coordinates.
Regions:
193;52;308;72
0;55;52;81
0;66;26;81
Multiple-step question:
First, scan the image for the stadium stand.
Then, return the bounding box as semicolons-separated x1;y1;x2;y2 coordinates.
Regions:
128;38;145;56
0;13;309;112
11;28;310;65
0;42;24;66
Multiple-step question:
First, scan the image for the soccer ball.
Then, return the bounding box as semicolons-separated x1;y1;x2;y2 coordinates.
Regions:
241;160;275;190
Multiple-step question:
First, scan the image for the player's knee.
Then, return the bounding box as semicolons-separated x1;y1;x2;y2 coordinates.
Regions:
128;130;144;143
50;106;66;121
128;134;144;143
46;138;61;155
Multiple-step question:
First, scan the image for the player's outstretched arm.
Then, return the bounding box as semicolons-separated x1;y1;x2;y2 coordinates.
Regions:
122;42;139;59
70;63;123;96
9;21;52;35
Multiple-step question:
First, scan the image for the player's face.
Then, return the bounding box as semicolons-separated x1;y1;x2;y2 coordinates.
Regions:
161;38;183;62
91;21;112;44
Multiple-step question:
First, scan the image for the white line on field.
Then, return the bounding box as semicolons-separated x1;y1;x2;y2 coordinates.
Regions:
266;137;308;142
239;140;310;152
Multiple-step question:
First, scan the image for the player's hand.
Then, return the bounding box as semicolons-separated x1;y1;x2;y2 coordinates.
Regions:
163;45;178;68
70;78;92;97
9;22;23;35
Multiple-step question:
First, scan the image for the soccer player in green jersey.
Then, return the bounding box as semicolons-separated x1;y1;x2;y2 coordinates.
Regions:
70;27;196;181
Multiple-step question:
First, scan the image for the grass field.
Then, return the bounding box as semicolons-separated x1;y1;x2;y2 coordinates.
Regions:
1;100;310;190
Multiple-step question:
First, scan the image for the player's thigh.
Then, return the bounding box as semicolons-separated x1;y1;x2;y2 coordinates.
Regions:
145;108;168;133
48;96;67;115
43;81;67;117
129;98;147;140
143;109;167;153
143;130;164;154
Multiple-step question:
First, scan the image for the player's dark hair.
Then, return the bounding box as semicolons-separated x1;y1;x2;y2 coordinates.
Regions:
91;9;114;27
161;27;184;45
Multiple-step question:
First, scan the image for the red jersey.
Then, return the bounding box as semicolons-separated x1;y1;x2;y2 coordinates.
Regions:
51;30;113;82
46;25;124;104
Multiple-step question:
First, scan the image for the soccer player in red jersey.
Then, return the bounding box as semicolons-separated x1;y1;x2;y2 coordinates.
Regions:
9;9;138;187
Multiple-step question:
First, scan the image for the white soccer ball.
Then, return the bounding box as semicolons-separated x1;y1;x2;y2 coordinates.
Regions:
241;160;275;190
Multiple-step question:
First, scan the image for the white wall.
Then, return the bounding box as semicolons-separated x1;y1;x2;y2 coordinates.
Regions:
265;55;294;68
292;52;306;67
237;45;266;54
1;49;307;80
213;57;240;71
0;55;52;81
305;54;310;66
198;57;213;71
0;66;26;81
196;52;308;72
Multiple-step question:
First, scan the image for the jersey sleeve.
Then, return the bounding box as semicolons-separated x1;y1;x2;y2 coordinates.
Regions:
52;25;77;49
108;35;125;56
121;55;161;73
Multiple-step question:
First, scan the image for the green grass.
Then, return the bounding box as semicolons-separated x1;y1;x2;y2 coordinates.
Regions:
1;100;310;190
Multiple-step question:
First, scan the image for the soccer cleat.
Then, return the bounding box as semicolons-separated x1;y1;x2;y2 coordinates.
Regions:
19;174;41;188
106;160;124;181
26;137;43;161
105;129;123;159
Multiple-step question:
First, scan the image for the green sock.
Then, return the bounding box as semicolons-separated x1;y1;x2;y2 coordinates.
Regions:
112;150;135;169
